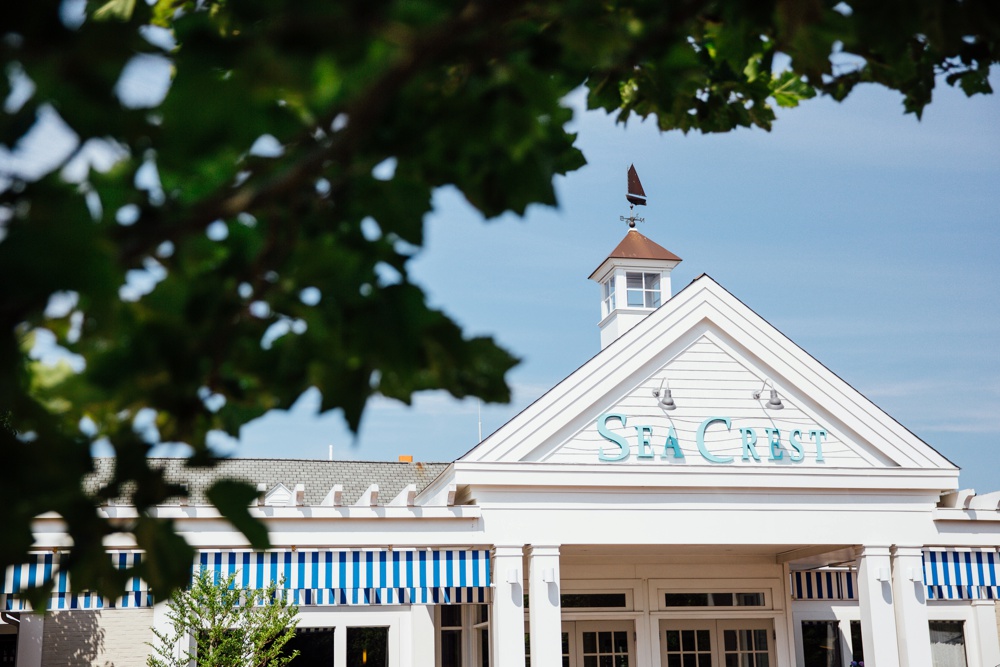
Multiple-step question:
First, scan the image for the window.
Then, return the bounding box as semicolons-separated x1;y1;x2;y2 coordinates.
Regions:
560;593;628;609
602;276;616;315
802;621;842;667
663;592;765;607
625;272;660;308
929;621;968;667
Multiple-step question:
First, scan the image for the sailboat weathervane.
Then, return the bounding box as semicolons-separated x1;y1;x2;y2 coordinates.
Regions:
621;163;646;228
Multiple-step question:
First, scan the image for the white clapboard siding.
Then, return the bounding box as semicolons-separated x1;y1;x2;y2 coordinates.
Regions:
541;334;877;467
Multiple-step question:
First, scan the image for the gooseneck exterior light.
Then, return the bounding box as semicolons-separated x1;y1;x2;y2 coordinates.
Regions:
653;378;677;410
752;378;785;410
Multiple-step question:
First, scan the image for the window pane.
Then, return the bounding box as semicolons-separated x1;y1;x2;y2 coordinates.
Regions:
347;627;388;667
627;290;644;307
929;621;968;667
626;273;644;289
282;629;334;667
441;604;462;627
802;621;841;667
849;621;864;663
735;593;764;607
561;593;628;608
442;629;462;667
645;291;661;308
479;628;490;667
644;273;660;290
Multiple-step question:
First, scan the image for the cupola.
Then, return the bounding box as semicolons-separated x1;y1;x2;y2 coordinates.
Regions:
589;165;682;349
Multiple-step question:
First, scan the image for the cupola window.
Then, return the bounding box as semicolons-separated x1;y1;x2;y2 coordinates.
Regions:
602;275;616;316
626;271;661;308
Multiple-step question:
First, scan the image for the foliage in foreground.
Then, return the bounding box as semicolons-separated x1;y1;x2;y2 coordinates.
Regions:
1;0;997;604
147;569;299;667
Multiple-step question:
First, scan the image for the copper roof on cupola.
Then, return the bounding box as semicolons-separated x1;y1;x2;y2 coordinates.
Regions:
588;229;682;278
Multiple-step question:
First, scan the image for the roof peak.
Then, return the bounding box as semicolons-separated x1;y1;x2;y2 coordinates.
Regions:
588;230;682;279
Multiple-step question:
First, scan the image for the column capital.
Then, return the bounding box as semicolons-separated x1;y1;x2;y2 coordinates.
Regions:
891;545;925;558
492;545;524;558
858;545;892;558
526;545;561;558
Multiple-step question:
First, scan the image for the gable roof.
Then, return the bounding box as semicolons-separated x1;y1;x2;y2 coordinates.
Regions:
449;274;957;492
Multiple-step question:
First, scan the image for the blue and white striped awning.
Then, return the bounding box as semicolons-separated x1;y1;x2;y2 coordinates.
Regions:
3;549;491;611
924;549;1000;600
790;569;857;601
790;549;1000;602
2;552;150;612
197;549;491;606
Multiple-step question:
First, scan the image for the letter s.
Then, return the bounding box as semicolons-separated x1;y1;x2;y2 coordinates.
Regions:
597;413;630;462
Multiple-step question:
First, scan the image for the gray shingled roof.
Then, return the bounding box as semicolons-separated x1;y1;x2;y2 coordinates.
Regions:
85;458;450;507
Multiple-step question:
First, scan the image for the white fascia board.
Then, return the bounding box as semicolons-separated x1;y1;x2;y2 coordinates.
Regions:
933;508;1000;523
590;257;681;282
451;461;958;493
461;276;955;474
91;505;480;521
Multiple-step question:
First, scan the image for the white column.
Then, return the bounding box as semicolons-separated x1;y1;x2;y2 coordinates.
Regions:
971;599;1000;667
411;605;435;667
15;613;43;667
856;545;900;667
890;546;931;667
527;545;561;667
491;545;525;667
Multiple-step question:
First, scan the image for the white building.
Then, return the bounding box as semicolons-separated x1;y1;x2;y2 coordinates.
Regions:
4;229;1000;667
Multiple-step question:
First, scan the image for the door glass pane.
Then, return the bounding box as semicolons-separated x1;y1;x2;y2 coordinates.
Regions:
582;630;629;667
929;621;968;667
722;629;768;667
664;628;711;667
347;627;388;667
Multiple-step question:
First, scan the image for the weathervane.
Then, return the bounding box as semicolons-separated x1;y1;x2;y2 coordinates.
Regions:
620;163;647;228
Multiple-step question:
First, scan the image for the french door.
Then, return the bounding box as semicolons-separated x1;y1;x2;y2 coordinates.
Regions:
660;619;773;667
560;620;635;667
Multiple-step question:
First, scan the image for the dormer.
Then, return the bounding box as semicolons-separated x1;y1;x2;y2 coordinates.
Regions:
589;229;681;349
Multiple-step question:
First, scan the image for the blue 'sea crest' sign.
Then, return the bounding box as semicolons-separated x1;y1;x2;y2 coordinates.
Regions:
596;413;828;464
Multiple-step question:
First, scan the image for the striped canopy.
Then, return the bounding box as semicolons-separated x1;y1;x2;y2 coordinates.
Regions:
924;548;1000;600
3;549;491;611
790;548;1000;601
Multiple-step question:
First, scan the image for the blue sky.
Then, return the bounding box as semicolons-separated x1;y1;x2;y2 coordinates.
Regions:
206;77;1000;494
